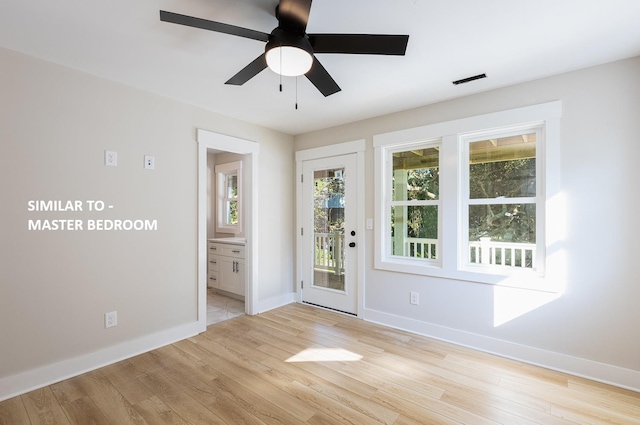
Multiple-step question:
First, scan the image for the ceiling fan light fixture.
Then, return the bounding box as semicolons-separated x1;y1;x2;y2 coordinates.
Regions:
265;29;314;77
266;45;313;76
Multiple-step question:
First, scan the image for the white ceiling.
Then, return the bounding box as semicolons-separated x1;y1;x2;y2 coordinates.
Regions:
2;0;640;135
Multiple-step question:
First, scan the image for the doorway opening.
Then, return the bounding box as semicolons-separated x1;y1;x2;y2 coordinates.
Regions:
197;129;259;332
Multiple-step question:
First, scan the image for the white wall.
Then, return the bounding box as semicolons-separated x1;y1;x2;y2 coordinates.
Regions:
295;56;640;390
0;47;294;399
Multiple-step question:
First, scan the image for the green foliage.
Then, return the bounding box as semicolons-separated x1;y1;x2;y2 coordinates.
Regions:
468;158;536;243
469;159;535;199
314;172;345;234
468;204;535;243
392;157;536;244
406;168;439;200
392;167;439;239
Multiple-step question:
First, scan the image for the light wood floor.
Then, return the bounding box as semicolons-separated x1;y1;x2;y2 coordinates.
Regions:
1;303;639;425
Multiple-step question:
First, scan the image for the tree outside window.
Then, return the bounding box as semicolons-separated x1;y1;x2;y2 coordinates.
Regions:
390;144;440;261
465;131;539;269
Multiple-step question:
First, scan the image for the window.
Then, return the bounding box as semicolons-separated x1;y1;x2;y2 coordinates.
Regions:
215;161;242;234
387;142;441;265
462;127;541;272
374;102;561;287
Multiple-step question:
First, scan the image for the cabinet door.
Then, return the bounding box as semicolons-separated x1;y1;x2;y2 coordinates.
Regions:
218;257;244;295
207;271;219;288
235;258;245;296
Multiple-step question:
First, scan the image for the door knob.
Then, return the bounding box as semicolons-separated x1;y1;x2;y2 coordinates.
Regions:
349;242;356;248
350;230;356;236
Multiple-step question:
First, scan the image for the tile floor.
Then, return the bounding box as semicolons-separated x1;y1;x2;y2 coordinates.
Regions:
206;288;245;326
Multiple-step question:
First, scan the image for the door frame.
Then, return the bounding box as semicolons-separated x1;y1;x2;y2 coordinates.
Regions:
295;140;366;317
197;129;260;333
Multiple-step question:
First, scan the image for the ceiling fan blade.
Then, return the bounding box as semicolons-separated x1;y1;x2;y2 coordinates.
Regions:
305;57;341;97
276;0;312;34
309;34;409;55
160;10;270;42
225;54;268;85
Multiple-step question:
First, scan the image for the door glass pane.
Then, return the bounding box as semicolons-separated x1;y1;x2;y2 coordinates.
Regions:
313;167;345;291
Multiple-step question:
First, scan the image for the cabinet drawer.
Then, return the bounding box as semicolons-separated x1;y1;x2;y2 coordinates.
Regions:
207;256;219;272
220;245;245;259
207;242;220;254
207;271;219;288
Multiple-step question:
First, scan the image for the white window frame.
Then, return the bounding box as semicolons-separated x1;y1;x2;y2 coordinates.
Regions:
373;102;561;290
459;124;544;275
382;139;443;269
215;160;243;234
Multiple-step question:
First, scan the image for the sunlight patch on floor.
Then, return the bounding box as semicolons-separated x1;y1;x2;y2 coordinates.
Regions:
286;348;363;362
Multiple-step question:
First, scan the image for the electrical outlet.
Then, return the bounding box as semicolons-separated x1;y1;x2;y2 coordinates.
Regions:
105;311;117;328
105;150;117;166
410;291;419;305
144;155;155;170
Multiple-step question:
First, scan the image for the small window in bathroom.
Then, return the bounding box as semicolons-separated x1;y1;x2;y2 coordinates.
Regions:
215;161;242;234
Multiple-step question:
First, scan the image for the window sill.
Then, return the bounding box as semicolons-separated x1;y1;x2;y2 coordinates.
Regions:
375;258;556;292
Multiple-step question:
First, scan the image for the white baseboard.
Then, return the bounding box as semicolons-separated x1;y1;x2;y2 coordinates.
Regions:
256;292;295;314
362;307;640;393
0;321;202;402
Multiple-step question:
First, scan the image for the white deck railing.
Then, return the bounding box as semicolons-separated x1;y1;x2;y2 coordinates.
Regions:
404;238;438;259
314;234;536;272
314;232;344;275
468;237;536;268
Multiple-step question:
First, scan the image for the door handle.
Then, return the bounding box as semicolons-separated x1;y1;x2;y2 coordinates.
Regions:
349;242;356;248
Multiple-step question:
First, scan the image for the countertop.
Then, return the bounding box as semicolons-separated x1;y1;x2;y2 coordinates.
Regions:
208;237;246;246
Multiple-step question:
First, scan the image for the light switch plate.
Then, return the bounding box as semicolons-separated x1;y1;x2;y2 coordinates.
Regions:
105;150;117;166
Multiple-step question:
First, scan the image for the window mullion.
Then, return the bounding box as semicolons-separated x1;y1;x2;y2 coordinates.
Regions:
467;197;536;205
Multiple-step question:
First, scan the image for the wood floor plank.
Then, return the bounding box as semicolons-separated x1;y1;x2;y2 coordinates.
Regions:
137;371;226;425
58;396;111;425
282;379;388;425
200;353;317;422
133;396;190;425
260;350;379;399
55;370;149;425
212;375;307;425
99;367;155;406
0;396;31;425
371;390;464;425
161;372;264;425
21;386;71;425
339;361;445;404
2;303;639;425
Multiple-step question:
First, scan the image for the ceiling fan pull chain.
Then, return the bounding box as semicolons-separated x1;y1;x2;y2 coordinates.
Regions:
295;76;299;110
279;45;283;92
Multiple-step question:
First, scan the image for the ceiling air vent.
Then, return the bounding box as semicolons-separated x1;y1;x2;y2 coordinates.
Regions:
452;73;487;85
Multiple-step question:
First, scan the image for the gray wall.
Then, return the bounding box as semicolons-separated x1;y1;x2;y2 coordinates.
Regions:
295;56;640;389
0;47;295;388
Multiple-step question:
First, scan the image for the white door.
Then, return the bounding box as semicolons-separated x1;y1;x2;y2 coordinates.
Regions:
301;154;358;314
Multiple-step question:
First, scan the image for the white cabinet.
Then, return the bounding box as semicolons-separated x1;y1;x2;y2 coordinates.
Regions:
207;240;245;296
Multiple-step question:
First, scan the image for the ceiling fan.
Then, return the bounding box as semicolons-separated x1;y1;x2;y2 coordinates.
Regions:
159;0;409;97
